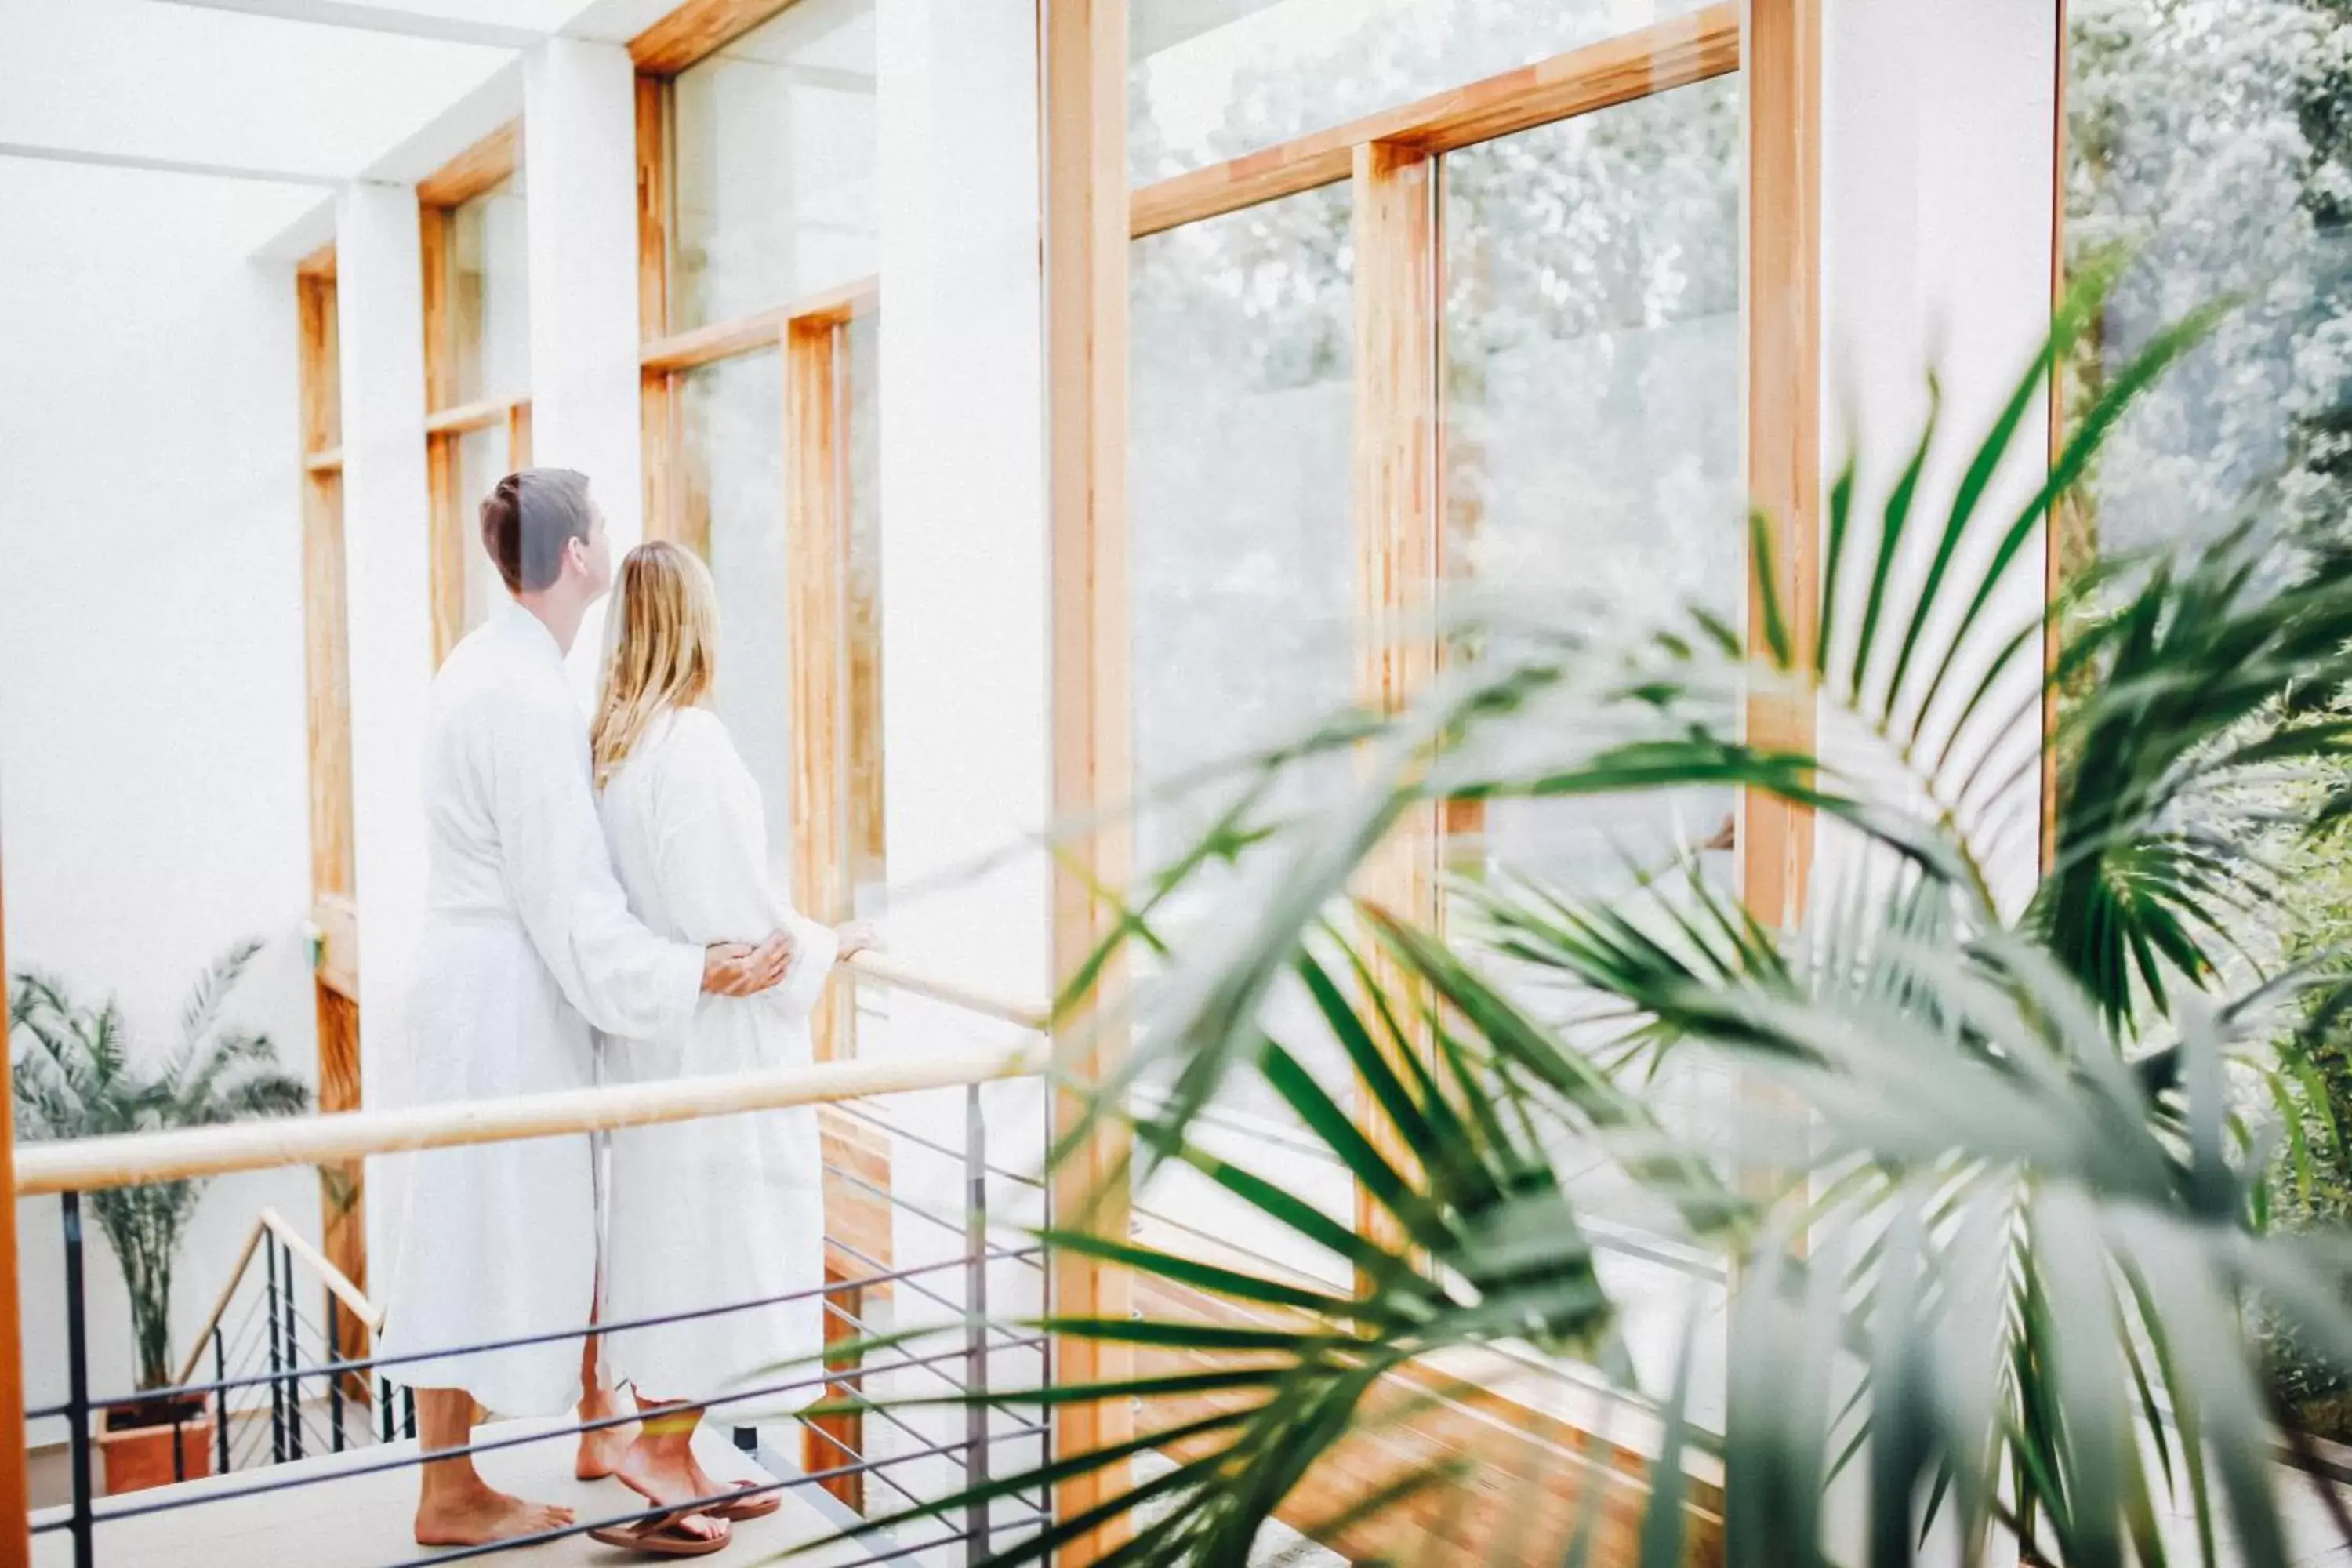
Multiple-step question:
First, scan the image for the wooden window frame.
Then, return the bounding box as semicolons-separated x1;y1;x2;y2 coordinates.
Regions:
419;122;532;669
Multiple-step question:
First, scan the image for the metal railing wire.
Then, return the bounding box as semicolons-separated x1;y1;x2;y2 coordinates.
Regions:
28;1037;1054;1568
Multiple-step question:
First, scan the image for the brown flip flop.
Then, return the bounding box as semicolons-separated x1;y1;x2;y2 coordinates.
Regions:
587;1507;732;1557
707;1481;780;1522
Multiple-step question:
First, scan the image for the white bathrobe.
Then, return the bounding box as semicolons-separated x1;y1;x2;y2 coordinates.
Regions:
596;706;838;1412
378;600;707;1417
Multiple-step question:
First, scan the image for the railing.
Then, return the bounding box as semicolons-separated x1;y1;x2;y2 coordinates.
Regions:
18;953;1055;1568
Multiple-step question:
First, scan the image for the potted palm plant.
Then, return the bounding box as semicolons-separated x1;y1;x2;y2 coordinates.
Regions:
8;938;310;1495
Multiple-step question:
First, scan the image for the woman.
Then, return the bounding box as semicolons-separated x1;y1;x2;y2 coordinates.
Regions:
586;540;871;1555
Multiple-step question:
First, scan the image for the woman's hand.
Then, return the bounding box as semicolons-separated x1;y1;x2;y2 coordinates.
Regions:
834;921;878;961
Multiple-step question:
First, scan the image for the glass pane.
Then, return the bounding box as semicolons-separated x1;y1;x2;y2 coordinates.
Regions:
1132;0;1714;184
448;175;530;406
678;352;795;895
2060;5;2345;574
1443;75;1742;892
1130;182;1358;1279
456;422;510;638
670;0;878;332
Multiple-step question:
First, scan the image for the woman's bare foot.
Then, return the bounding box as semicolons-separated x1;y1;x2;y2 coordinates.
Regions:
412;1483;575;1547
575;1386;639;1481
614;1432;729;1536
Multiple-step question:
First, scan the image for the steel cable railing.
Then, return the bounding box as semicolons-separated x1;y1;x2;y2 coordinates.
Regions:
31;1062;1053;1568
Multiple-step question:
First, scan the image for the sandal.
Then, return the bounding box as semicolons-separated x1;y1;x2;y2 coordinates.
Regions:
707;1480;780;1522
587;1507;732;1558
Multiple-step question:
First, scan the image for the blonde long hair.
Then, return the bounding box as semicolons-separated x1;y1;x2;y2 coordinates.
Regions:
590;540;720;789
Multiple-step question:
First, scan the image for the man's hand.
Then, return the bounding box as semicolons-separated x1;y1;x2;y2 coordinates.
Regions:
701;931;794;996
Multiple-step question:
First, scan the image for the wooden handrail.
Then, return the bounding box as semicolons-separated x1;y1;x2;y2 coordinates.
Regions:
17;1044;1047;1200
15;953;1049;1199
176;1207;382;1387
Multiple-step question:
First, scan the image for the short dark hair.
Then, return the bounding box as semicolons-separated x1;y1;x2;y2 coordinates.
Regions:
481;468;597;595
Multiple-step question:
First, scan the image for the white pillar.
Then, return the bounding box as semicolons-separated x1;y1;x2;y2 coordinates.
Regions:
1813;1;2058;1549
336;179;435;1272
873;0;1052;1519
524;36;645;700
1813;0;2058;920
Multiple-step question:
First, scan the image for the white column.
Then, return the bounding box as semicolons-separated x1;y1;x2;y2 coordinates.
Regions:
1813;0;2058;920
524;36;645;701
1813;2;2057;1548
873;0;1052;1520
336;179;435;1272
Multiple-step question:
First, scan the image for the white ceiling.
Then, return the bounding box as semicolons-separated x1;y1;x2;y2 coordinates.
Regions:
0;0;677;255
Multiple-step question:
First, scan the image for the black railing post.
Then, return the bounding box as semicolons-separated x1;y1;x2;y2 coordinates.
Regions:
404;1385;416;1439
327;1293;346;1454
281;1240;303;1461
62;1192;95;1568
264;1230;285;1464
964;1083;990;1563
379;1377;394;1445
212;1326;230;1475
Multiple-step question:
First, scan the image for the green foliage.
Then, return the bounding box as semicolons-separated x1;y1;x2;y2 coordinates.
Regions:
8;941;310;1393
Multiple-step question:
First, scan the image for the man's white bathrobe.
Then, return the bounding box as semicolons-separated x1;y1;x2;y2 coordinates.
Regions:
595;706;837;1410
378;600;708;1417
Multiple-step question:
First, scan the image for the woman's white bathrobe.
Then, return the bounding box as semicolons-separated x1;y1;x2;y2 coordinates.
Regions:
379;600;708;1417
595;706;839;1411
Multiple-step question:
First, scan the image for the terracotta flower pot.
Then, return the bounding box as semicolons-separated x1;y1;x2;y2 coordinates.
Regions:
96;1400;214;1495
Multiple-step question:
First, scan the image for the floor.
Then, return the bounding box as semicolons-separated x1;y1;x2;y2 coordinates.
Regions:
31;1420;877;1568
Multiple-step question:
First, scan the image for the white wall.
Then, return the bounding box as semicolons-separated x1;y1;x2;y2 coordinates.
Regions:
1813;0;2058;1553
1813;0;2058;920
0;158;325;1439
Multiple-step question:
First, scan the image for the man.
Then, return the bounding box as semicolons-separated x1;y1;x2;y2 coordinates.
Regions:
378;469;792;1548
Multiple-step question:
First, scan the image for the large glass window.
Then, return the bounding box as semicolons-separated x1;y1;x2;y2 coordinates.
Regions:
677;352;796;895
1131;0;1715;183
668;0;877;332
2062;0;2352;1443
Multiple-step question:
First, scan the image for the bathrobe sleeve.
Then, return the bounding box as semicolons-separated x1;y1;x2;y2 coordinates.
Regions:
650;707;840;1020
488;684;708;1040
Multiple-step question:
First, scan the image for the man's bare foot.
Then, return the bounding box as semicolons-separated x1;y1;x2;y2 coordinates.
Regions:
575;1388;638;1481
413;1485;575;1548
